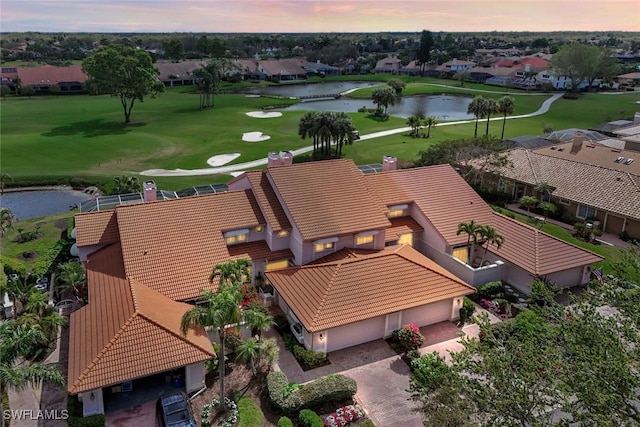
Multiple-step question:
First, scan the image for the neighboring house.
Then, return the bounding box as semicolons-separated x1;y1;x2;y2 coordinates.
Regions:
617;72;640;85
436;59;477;73
399;60;422;75
258;58;307;81
373;56;402;74
155;60;207;86
16;64;87;92
303;60;340;77
71;156;602;415
472;134;640;239
467;66;516;83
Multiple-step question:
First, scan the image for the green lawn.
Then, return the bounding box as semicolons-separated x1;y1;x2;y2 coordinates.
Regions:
1;79;638;191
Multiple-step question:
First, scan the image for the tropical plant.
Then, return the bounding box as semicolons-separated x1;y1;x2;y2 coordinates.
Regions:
424;116;438;138
518;195;539;213
194;60;224;109
111;175;141;195
406;115;422;137
456;220;481;264
371;87;397;116
497;96;515;140
0;207;17;237
387;78;406;95
0;173;13;194
243;308;274;371
467;96;487;138
538;201;558;220
534;182;556;202
58;262;87;302
477;225;504;266
0;321;65;418
235;338;260;376
484;98;499;137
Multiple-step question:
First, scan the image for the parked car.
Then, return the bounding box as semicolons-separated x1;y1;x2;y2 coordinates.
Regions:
35;277;49;292
157;392;196;427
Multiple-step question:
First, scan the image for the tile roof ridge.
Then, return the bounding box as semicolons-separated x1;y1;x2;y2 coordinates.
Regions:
533;228;540;275
627;171;640;192
531;150;640;176
524;150;539;183
310;264;340;329
72;314;138;391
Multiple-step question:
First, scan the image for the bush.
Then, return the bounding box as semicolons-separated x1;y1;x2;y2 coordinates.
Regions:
292;345;327;368
281;333;299;352
459;296;476;324
277;417;294;427
475;281;504;300
394;324;425;355
323;404;365;427
267;371;357;414
299;409;323;427
237;397;264;427
274;314;289;334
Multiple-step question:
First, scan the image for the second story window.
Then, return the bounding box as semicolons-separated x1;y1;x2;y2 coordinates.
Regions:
313;237;338;253
355;230;378;246
224;229;249;245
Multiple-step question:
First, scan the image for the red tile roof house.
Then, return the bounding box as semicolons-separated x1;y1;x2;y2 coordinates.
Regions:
16;64;87;92
70;156;602;416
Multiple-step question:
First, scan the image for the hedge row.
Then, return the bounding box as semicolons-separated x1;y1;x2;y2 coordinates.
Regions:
267;371;357;415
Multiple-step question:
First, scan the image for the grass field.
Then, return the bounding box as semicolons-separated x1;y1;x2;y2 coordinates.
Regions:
1;78;638;191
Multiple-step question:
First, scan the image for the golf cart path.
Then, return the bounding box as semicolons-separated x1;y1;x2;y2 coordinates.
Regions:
139;93;563;177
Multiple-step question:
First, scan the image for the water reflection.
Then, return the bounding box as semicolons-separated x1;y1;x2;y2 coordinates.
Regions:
0;190;93;220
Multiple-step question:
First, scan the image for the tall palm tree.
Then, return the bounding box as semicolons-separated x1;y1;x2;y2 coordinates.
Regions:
456;220;481;265
484;98;499;137
6;276;29;315
244;309;274;371
371;87;397;115
298;111;319;153
0;321;65;417
497;96;515;141
334;112;356;158
478;225;505;266
424;116;438;138
407;115;422;137
58;262;87;302
467;96;487;138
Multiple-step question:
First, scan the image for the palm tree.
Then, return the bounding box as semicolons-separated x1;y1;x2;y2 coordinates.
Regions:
0;208;17;237
244;309;274;372
538;202;558;221
467;96;487;138
534;182;556;202
5;276;29;315
111;175;141;195
424;116;438;138
456;220;481;264
478;225;505;266
371;87;397;116
484;98;499;137
333;112;357;158
497;96;515;141
58;262;87;302
519;196;539;213
298;111;319;152
24;291;48;318
0;321;65;417
235;338;260;376
407;115;421;137
193;60;223;109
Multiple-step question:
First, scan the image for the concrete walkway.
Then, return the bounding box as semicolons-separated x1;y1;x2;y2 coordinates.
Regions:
139;93;563;177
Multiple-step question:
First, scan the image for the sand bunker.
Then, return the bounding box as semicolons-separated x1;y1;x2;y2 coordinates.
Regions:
207;153;241;167
242;131;271;142
246;111;283;118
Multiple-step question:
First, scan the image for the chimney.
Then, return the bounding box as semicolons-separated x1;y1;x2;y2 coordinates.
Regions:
382;155;397;171
268;152;283;167
451;58;457;64
143;181;157;202
570;133;585;154
280;151;293;166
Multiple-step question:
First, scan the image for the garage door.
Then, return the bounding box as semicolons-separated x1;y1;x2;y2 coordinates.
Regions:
326;316;386;353
402;299;452;327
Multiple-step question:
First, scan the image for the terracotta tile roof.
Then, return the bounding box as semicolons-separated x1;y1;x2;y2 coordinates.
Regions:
74;210;119;247
534;142;640;175
267;159;390;241
243;171;292;232
488;213;603;275
364;165;495;246
386;216;424;241
500;149;640;220
68;244;214;394
154;60;207;81
17;64;87;86
259;59;306;76
227;240;293;262
266;245;474;332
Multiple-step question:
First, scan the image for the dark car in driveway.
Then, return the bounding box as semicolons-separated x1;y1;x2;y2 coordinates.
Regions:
157;392;196;427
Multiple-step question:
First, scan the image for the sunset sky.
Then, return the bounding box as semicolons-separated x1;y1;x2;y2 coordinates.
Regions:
1;0;638;33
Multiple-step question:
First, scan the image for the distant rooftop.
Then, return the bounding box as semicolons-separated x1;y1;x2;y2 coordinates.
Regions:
546;128;608;142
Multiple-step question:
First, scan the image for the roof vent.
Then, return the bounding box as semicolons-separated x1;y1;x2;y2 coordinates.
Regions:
624;158;634;165
615;156;625;163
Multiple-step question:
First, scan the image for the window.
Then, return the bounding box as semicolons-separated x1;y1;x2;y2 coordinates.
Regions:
387;204;408;218
314;241;335;252
452;246;469;264
277;230;289;237
224;229;249;245
398;233;413;247
576;204;596;220
497;179;512;194
265;259;290;272
356;235;374;245
558;198;571;206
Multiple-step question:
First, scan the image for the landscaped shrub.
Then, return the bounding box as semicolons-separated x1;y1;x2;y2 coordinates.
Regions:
299;409;323;427
459;296;476;324
237;396;264;427
277;416;294;427
274;315;289;334
283;382;300;398
474;281;504;300
292;345;327;368
323;404;365;427
393;324;425;355
282;333;299;351
266;371;357;415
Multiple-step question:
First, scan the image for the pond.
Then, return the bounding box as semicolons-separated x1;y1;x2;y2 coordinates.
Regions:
0;190;94;220
280;95;474;120
244;81;379;97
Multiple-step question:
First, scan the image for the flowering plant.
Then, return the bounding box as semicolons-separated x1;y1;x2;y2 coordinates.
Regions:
394;323;425;355
201;397;238;427
323;404;364;427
